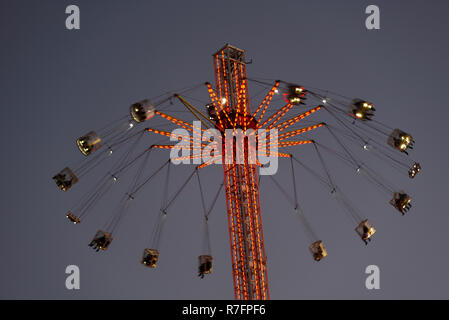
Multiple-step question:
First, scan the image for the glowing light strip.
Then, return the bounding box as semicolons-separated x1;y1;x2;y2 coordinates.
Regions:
258;103;293;129
155;111;205;136
250;81;280;125
243;163;259;299
216;54;223;102
146;128;191;141
274;106;322;132
276;140;314;148
249;164;267;299
206;83;233;129
258;151;291;158
278;123;325;141
206;83;225;130
152;144;212;150
197;156;221;169
223;162;241;299
240;68;248;131
267;104;294;130
231;164;248;299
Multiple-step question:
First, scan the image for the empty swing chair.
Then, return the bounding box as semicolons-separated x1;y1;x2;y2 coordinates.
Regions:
77;131;103;156
130;99;156;123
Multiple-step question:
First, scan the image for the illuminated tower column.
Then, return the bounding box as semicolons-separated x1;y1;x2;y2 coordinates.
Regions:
213;44;269;300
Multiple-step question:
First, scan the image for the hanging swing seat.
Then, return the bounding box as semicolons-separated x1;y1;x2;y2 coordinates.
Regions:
198;255;213;278
390;191;412;215
408;162;421;179
141;248;159;268
355;220;376;245
286;84;307;105
130;99;155;123
88;230;113;252
387;129;414;154
66;212;81;224
77;131;102;156
309;240;327;261
350;99;375;121
53;167;78;191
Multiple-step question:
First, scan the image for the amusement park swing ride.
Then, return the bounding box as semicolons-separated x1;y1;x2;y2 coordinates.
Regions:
53;44;421;300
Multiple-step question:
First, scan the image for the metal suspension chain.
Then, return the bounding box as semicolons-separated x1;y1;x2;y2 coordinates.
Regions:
162;168;197;212
325;124;360;168
312;142;336;191
323;105;369;146
290;156;299;209
319;126;398;196
74;129;146;178
291;156;331;188
128;160;170;197
110;130;146;174
150;167;197;250
196;170;212;255
105;158;169;234
151;161;171;250
108;147;155;233
70;132;148;220
268;172;319;243
312;142;363;224
290;156;320;242
325;123;411;170
323;103;413;173
77;177;114;219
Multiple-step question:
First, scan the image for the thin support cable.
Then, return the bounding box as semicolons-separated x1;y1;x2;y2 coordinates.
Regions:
197;170;212;255
162;168;197;212
161;162;171;209
206;181;224;217
78;178;114;219
107;149;157;234
151;167;196;250
290;156;319;240
111;130;146;174
312;142;363;224
268;174;318;243
323;105;368;145
290;157;299;209
112;145;154;177
149;162;171;249
312;142;336;191
71;137;148;220
129;160;170;197
325;125;360;168
291;156;331;188
315;141;397;198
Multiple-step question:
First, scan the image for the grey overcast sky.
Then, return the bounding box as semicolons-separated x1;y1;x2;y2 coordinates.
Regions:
0;0;448;299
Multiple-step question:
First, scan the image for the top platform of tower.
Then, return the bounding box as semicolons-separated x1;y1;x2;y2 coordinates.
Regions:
213;44;247;65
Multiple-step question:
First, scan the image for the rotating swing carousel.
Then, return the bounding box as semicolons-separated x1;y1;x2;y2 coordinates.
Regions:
53;44;420;300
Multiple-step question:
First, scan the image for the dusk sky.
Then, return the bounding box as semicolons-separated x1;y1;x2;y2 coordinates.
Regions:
1;0;448;299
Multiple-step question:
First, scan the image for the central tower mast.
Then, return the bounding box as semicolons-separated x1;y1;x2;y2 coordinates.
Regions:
213;44;269;300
